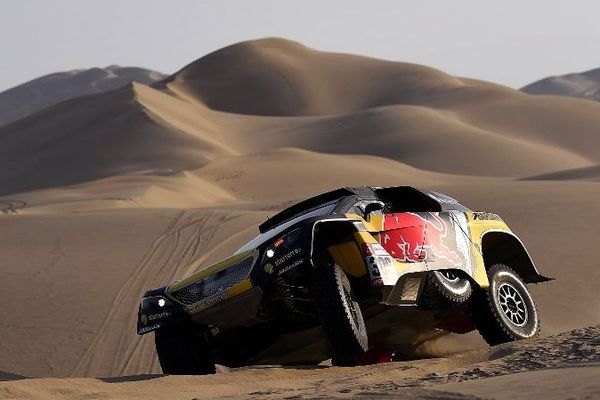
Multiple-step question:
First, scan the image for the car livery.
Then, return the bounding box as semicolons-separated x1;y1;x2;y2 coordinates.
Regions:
137;186;551;374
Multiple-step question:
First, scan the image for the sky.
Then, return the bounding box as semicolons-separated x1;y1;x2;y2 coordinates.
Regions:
1;0;599;92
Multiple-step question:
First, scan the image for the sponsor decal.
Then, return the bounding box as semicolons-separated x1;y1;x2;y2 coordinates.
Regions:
473;212;501;221
140;314;148;325
273;248;301;267
138;324;160;334
381;213;462;267
264;263;274;274
147;311;171;321
277;259;304;275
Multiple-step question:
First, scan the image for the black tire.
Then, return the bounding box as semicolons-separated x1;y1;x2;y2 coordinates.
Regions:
154;322;216;375
469;264;540;345
419;270;473;309
315;264;368;365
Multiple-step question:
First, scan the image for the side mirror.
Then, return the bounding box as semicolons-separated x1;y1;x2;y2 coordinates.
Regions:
363;202;384;221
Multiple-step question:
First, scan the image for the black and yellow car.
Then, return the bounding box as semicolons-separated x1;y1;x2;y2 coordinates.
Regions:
137;186;551;374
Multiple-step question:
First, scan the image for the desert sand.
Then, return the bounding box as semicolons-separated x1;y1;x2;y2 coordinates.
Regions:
0;38;598;398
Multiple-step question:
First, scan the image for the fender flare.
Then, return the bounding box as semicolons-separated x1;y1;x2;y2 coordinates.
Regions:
309;218;366;275
480;230;552;283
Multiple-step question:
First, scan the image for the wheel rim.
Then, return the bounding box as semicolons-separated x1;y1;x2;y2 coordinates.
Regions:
497;282;528;327
439;270;460;282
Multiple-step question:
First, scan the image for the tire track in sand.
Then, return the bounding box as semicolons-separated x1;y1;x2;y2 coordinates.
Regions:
71;210;206;376
71;209;247;377
117;211;250;376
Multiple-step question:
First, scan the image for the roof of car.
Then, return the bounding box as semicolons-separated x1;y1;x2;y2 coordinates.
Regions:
258;186;469;234
258;187;359;233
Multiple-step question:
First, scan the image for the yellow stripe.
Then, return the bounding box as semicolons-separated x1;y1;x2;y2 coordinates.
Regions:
228;278;253;296
167;250;254;292
465;212;514;288
345;213;384;232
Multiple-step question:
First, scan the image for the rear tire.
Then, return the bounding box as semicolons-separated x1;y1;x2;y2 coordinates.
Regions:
469;264;540;345
154;322;216;375
315;264;368;365
419;270;472;309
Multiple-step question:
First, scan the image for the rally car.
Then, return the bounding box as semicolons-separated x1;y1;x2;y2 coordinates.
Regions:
137;186;551;374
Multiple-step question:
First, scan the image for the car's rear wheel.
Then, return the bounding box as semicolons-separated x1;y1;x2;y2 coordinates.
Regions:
419;270;472;309
154;322;216;375
315;263;368;365
469;263;540;345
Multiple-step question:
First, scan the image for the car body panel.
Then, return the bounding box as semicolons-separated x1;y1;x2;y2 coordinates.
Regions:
137;186;548;360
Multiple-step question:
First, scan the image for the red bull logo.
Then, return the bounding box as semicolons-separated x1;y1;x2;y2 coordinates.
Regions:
380;212;462;267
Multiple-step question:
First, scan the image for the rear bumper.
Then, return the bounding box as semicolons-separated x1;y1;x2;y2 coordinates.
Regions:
364;242;429;306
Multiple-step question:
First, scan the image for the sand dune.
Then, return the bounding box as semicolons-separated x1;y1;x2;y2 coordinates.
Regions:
160;38;466;116
0;37;599;398
0;83;234;196
2;38;600;199
0;325;597;399
521;66;600;102
0;66;165;127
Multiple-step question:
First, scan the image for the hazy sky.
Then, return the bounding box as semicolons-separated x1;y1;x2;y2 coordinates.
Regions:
1;1;599;92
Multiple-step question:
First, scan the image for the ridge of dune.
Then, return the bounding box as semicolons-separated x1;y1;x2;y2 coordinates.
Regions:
159;37;600;164
131;82;238;154
1;37;600;199
523;164;600;181
0;66;166;127
521;67;600;101
161;37;468;116
0;82;234;196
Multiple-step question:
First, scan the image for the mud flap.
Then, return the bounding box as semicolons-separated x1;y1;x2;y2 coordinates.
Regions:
382;272;426;305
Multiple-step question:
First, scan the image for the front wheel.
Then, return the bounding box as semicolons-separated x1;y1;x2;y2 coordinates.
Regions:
154;322;216;375
469;264;540;345
315;263;368;365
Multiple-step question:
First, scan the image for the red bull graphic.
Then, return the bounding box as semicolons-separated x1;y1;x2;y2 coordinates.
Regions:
380;212;463;267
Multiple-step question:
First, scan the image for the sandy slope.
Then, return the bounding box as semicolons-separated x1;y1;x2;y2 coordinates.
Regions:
0;38;599;398
0;325;597;399
0;66;165;127
2;39;600;197
1;179;598;380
